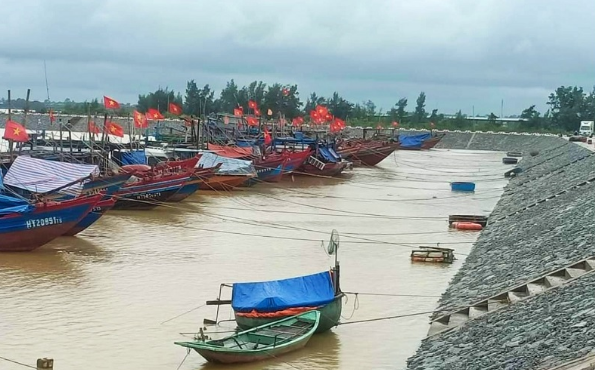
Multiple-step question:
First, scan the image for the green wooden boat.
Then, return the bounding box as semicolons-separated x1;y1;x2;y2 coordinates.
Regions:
174;310;320;364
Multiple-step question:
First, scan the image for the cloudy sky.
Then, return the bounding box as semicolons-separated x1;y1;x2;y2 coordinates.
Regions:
1;0;594;116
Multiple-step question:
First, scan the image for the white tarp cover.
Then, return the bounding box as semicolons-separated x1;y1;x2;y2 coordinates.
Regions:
4;156;100;194
197;152;255;175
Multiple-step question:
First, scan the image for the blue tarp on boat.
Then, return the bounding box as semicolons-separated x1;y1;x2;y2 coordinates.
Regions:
0;189;33;215
319;147;338;163
0;170;4;190
328;148;342;161
232;271;335;312
198;152;255;175
120;150;147;165
399;133;431;148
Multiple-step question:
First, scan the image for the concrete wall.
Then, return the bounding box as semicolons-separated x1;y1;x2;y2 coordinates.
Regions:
407;139;595;370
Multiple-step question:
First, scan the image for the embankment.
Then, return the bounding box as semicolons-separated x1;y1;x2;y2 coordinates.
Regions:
407;133;595;370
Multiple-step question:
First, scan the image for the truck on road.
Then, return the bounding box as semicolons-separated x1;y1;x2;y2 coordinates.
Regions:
579;121;594;136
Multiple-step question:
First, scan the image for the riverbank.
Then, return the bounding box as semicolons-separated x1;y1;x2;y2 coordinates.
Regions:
407;138;595;369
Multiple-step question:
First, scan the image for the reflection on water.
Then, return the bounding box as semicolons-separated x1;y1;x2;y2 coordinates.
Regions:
0;149;508;370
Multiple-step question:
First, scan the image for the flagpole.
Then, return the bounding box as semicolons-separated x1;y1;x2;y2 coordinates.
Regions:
7;90;14;157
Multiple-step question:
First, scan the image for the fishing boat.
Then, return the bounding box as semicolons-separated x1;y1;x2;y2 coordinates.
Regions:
165;165;220;202
205;230;343;334
411;246;455;263
111;170;193;210
197;152;257;190
0;193;102;252
62;197;116;236
300;145;350;177
252;156;286;183
175;311;320;364
279;149;312;175
337;140;399;166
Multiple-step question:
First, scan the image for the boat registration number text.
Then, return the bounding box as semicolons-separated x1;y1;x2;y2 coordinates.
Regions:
135;192;161;199
26;217;64;229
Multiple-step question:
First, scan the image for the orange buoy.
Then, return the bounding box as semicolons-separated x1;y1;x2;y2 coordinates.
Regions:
452;222;483;231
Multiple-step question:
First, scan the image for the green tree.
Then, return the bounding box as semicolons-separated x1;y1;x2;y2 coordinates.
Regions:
429;108;438;123
487;112;499;126
326;92;353;119
547;86;586;131
138;87;178;113
413;92;426;123
390;98;408;124
520;105;542;129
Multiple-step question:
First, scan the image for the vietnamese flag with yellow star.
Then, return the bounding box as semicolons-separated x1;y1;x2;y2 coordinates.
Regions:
103;96;121;109
133;110;148;128
147;108;164;120
168;102;182;116
106;122;124;137
3;120;29;142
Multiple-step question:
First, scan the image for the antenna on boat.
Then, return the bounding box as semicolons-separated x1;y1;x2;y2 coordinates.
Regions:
327;229;341;294
43;60;51;102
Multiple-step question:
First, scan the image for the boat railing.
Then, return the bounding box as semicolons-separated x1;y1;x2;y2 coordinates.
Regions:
307;156;325;170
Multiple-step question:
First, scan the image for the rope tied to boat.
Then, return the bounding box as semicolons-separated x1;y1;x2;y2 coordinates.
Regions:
338;310;436;326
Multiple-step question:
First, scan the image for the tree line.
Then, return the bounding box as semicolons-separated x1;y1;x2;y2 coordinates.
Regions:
2;82;594;133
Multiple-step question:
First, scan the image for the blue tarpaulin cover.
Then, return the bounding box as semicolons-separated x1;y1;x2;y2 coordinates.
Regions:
198;152;256;175
0;173;33;215
232;271;335;312
120;150;147;165
319;147;338;163
0;194;33;215
399;133;431;148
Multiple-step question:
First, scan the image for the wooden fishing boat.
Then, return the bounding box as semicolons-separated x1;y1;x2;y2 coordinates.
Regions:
165;165;220;202
279;149;312;175
411;246;455;263
62;197;116;236
112;171;193;210
0;194;102;252
347;143;399;166
204;174;255;190
421;134;444;149
205;230;343;334
252;157;286;183
175;311;320;364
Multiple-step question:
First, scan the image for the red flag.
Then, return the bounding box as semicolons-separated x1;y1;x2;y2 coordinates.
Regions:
103;96;120;109
133;110;148;128
233;108;243;116
315;105;328;117
3;120;29;142
247;117;259;127
248;100;258;110
147;108;164;120
330;121;340;133
88;121;101;134
168;102;182;116
392;121;399;127
297;116;304;124
292;118;300;126
49;109;55;123
325;113;333;122
282;88;290;96
334;117;346;130
254;108;261;116
263;127;272;145
106;122;124;137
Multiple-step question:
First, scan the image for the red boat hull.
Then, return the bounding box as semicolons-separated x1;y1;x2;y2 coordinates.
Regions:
350;144;398;166
0;195;102;252
204;175;254;190
300;162;348;177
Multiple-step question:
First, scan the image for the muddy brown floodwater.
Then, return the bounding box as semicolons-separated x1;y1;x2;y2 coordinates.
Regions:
0;149;509;370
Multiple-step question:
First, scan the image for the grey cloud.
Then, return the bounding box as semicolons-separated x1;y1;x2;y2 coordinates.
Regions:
1;0;594;115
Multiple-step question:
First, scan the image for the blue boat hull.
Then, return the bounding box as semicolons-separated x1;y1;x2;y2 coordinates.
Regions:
0;195;101;252
167;182;200;202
